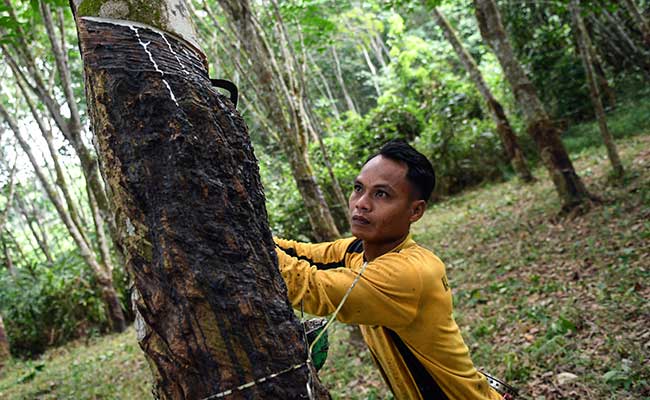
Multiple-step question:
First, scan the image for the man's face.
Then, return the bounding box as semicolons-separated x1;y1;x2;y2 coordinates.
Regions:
349;155;424;245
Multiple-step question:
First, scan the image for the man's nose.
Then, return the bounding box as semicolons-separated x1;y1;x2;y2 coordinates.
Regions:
354;192;371;211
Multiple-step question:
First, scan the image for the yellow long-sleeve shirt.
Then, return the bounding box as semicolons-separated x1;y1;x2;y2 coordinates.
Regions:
275;235;502;400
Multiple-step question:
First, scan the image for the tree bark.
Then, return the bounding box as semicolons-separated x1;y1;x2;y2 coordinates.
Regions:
474;0;593;211
570;0;624;177
433;7;533;182
69;1;328;397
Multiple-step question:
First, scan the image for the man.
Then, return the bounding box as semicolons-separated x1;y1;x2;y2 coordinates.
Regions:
275;140;502;399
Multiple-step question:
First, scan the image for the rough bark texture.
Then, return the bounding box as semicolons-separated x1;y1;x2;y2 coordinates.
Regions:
474;0;592;210
0;314;9;370
570;0;624;177
433;7;533;182
74;16;322;399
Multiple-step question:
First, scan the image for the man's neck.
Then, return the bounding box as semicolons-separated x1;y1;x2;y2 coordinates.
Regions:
362;233;409;262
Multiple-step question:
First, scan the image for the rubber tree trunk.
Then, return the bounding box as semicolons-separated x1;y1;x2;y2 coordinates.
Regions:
474;0;592;211
570;0;624;177
69;1;327;398
0;314;9;370
432;7;533;182
331;45;359;114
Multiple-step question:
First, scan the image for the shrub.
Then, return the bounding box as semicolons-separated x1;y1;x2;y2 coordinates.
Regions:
0;249;129;357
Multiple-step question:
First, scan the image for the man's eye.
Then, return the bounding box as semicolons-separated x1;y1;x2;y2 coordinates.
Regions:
353;184;362;192
375;190;388;198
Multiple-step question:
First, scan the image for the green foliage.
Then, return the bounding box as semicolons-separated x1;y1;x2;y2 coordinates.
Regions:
0;248;128;357
259;149;314;240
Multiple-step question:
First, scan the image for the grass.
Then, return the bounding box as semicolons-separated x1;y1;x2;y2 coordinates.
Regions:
1;131;649;398
415;134;650;399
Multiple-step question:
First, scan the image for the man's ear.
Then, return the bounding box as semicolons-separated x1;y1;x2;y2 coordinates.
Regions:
409;200;426;223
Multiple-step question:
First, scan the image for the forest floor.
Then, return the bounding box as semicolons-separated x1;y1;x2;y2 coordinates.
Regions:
0;133;648;399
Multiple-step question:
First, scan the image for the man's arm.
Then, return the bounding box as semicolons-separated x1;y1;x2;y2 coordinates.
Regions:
276;248;422;328
273;237;356;269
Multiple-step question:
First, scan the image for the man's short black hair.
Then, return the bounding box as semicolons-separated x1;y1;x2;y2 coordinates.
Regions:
366;139;436;201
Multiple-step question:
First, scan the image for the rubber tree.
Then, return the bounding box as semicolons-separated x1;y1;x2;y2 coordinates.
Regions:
570;0;624;177
0;0;116;242
210;0;341;241
68;0;327;398
474;0;593;211
432;7;533;182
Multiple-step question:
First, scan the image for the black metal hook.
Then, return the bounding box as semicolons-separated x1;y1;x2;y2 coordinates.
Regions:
210;79;238;108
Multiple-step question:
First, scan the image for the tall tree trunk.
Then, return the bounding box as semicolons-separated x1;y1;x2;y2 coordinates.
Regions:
474;0;593;211
360;44;382;96
433;7;533;182
0;159;17;277
0;314;9;370
589;44;616;110
571;0;624;177
0;101;126;332
69;1;328;398
621;0;650;47
370;33;388;69
331;45;359;114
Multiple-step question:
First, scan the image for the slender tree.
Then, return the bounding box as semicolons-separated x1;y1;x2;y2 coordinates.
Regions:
0;0;117;245
432;7;533;182
474;0;593;211
68;0;327;397
206;0;342;241
0;100;127;332
331;45;359;114
570;0;624;177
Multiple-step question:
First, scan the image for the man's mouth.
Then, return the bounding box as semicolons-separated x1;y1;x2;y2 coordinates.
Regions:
351;215;370;225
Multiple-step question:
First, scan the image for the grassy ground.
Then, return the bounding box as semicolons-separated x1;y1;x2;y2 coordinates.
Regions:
1;133;648;399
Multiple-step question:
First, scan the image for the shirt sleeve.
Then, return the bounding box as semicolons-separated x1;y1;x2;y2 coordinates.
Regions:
273;237;355;269
276;248;422;329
